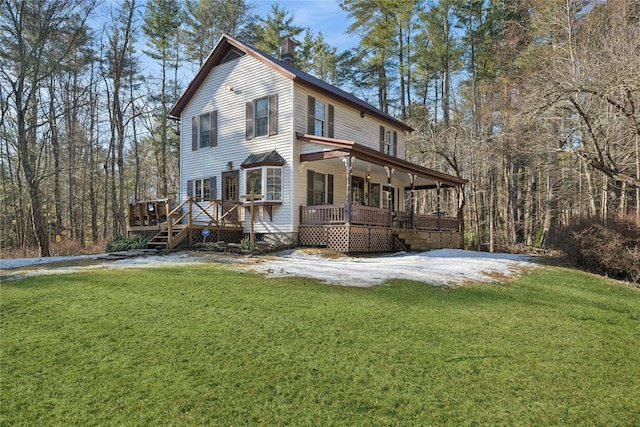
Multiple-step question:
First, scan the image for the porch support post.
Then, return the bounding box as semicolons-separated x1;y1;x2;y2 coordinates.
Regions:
409;174;416;230
436;181;441;231
385;166;394;227
344;155;352;225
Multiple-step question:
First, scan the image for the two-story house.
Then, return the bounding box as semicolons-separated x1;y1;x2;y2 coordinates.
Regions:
128;35;466;252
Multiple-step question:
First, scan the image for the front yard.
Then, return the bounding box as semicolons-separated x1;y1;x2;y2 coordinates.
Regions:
1;259;639;425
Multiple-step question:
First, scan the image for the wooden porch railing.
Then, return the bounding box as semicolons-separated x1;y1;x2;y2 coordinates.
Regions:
350;205;391;226
300;205;459;231
300;205;390;227
300;205;345;225
166;197;240;228
413;213;459;231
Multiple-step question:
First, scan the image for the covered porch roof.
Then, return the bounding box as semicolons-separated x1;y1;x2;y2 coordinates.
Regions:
297;133;467;190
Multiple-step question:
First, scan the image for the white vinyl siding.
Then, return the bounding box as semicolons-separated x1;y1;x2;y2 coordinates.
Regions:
180;54;294;233
295;87;405;158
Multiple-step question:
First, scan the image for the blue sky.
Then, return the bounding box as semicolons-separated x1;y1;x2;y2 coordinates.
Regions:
252;0;358;52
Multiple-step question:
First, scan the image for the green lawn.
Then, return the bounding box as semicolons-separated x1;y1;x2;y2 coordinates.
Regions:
1;263;639;425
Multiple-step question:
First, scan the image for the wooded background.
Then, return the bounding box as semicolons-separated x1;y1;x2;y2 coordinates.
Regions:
1;0;639;257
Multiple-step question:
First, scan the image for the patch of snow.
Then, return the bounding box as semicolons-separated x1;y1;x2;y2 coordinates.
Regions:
0;254;104;270
250;249;536;287
1;249;537;287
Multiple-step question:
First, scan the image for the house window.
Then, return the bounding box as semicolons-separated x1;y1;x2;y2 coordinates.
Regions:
255;97;269;137
246;95;277;140
314;101;325;136
383;130;392;155
199;113;211;148
194;178;210;200
307;95;334;138
266;168;282;201
245;166;283;201
307;169;334;205
192;111;217;150
379;126;397;157
313;172;326;205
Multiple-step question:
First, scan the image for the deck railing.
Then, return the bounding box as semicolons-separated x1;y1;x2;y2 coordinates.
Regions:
300;205;345;225
350;205;391;226
300;205;459;231
413;213;459;231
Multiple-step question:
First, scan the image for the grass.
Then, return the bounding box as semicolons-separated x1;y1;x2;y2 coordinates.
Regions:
1;262;639;426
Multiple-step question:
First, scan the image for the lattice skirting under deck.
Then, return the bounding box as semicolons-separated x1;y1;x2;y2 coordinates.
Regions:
189;228;244;247
299;225;395;253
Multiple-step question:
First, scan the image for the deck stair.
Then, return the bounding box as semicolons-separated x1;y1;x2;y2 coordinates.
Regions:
394;230;437;251
146;224;189;250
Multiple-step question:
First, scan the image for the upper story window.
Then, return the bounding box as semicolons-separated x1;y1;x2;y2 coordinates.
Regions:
307;95;334;138
379;125;397;157
246;94;277;140
255;97;269;137
383;130;392;155
314;101;325;136
199;113;211;148
191;111;217;151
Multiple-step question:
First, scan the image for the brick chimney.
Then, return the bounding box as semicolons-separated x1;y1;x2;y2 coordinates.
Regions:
280;38;295;66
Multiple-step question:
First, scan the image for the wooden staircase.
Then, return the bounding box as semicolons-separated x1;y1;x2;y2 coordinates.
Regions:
394;229;461;251
146;224;190;250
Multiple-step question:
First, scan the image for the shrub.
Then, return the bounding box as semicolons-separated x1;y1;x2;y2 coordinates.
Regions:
549;215;640;284
106;235;148;252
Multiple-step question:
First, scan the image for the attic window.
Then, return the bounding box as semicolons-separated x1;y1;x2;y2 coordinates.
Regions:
221;48;244;64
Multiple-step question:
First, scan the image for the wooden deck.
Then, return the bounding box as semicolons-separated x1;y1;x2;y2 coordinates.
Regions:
127;198;243;249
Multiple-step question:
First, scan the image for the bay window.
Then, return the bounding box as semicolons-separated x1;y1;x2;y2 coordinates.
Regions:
244;166;283;201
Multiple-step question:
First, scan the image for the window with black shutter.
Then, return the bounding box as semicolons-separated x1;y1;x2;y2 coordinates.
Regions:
192;111;217;150
246;95;277;139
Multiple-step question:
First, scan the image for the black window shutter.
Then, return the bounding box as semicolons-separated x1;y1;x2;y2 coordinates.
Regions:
327;174;334;205
379;125;385;152
187;179;194;198
392;130;398;157
210;176;217;199
307;169;314;205
192;116;199;151
245;101;253;140
210;111;217;148
268;94;277;136
328;104;334;138
307;95;315;134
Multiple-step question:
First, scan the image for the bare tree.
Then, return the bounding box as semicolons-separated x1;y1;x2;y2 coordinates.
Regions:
1;0;96;256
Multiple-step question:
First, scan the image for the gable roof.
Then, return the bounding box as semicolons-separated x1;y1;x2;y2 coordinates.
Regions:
168;35;413;132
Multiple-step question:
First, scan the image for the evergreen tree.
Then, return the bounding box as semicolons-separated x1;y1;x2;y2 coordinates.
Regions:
250;4;303;58
182;0;254;67
143;0;182;198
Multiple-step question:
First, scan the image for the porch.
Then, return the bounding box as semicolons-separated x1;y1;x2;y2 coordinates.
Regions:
297;133;466;252
300;205;459;230
299;205;461;252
